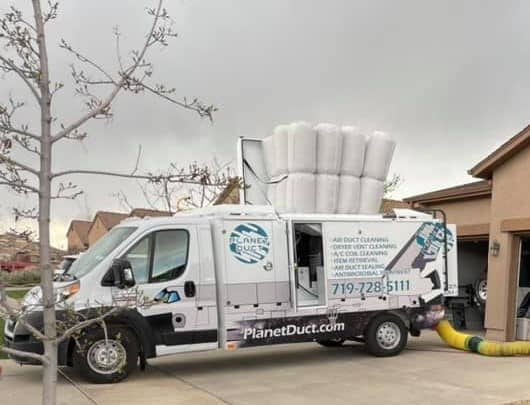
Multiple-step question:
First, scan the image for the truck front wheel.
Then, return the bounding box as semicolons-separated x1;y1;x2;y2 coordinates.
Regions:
364;314;407;357
73;326;138;384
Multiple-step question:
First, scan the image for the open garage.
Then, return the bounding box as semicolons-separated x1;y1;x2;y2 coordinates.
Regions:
405;125;530;341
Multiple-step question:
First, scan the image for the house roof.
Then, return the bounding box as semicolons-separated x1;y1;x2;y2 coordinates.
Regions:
469;124;530;179
214;177;241;205
381;199;410;213
91;211;128;231
66;220;91;245
129;208;172;218
403;180;492;205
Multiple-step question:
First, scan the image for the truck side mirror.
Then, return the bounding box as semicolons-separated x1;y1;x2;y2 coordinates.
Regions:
111;258;136;289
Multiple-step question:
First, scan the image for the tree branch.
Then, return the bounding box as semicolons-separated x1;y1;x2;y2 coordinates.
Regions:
0;180;39;194
0;55;41;102
0;152;39;175
51;0;165;144
0;346;49;365
56;307;120;344
0;124;40;141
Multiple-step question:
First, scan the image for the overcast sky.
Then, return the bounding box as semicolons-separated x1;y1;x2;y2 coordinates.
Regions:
1;0;530;248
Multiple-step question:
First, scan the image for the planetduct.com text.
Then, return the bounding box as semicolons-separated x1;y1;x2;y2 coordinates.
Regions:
243;322;345;340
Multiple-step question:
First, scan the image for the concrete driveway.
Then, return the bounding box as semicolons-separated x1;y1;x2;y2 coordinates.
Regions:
1;331;530;405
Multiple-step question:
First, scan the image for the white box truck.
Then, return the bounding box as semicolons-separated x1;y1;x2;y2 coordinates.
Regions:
4;204;458;383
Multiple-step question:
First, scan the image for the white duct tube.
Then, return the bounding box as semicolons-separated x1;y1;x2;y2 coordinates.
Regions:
315;123;342;175
340;126;366;177
286;173;316;213
362;131;396;181
287;122;317;173
336;175;361;214
359;177;385;214
272;124;289;177
315;174;339;213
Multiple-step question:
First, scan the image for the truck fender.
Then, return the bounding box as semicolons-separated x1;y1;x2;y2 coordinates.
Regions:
65;308;157;365
100;309;157;359
387;310;411;330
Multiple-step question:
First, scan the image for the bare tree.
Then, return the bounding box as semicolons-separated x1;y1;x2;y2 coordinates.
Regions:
114;159;237;213
0;1;217;404
384;173;404;198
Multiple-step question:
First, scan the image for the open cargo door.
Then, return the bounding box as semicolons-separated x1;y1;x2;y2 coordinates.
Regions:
237;137;269;206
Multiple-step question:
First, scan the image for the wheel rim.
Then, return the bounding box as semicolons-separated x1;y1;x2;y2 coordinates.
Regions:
477;280;487;301
87;339;126;375
376;321;401;350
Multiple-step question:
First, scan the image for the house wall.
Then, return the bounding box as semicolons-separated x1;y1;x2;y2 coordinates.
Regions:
486;145;530;341
67;231;85;253
88;217;108;247
420;196;491;238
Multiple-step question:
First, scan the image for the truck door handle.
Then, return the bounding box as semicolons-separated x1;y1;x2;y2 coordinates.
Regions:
184;281;196;298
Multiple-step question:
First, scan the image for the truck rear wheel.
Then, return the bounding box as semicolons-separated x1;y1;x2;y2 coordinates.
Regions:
364;313;407;357
73;326;138;384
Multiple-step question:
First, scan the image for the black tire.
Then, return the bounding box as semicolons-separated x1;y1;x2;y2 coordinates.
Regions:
474;278;487;306
364;313;408;357
73;326;138;384
317;338;345;347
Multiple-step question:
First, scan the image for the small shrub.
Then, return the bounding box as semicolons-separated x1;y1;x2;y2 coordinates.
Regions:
0;269;41;286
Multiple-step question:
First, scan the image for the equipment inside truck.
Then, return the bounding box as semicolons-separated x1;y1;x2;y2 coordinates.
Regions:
293;223;325;307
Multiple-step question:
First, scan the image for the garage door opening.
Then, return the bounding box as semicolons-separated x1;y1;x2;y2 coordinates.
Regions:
445;239;488;331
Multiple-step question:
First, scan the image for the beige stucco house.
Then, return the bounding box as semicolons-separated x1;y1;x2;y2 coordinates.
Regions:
87;211;129;247
66;220;91;253
405;125;530;341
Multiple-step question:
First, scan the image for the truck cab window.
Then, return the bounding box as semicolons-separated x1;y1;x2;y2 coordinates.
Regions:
123;229;189;284
151;230;189;283
124;237;151;284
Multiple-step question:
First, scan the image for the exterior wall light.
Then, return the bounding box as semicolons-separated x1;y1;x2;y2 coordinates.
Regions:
490;240;500;257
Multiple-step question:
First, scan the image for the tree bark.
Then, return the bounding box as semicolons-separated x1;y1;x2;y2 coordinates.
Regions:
32;1;57;404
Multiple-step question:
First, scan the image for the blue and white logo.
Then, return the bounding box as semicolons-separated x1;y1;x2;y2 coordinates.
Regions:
229;223;270;264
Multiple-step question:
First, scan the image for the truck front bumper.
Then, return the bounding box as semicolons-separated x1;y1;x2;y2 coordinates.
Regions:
4;313;69;366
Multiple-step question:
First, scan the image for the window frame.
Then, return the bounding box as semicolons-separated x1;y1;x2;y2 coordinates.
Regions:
120;228;190;285
148;229;190;284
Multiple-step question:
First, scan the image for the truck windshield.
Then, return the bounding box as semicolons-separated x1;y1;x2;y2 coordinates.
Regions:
68;227;137;280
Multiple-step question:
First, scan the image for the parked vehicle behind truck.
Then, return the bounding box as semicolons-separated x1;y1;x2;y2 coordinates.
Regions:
4;204;457;383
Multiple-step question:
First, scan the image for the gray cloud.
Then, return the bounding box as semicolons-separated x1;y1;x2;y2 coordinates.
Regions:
1;0;530;247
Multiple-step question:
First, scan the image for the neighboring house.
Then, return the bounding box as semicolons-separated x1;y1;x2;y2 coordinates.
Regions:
381;198;410;213
214;177;241;205
66;220;91;253
0;232;64;266
405;124;530;341
129;208;172;218
87;211;128;246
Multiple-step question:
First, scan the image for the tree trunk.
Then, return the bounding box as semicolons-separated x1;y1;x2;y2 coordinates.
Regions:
32;1;58;404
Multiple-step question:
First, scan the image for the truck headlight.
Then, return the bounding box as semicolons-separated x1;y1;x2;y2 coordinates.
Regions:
58;281;80;301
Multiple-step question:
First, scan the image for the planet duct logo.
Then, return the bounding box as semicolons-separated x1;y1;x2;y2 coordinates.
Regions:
229;223;270;264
